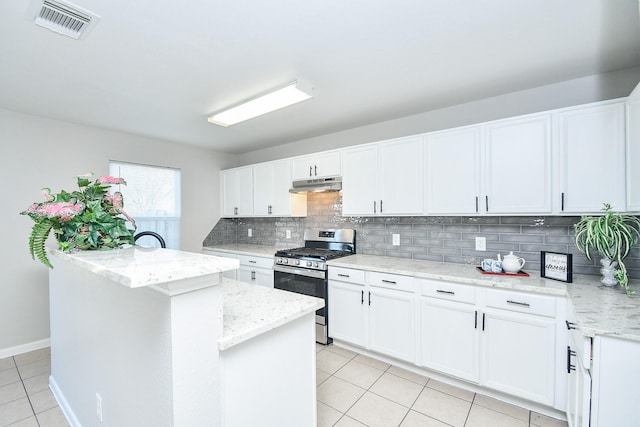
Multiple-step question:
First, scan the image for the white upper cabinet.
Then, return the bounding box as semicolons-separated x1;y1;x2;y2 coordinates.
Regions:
378;136;424;215
626;85;640;212
555;100;626;213
221;166;253;217
252;159;306;217
342;136;423;216
425;126;481;214
291;151;341;180
425;113;552;215
341;145;378;215
484;114;552;214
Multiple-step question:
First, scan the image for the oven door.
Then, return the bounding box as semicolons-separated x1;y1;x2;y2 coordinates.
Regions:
273;264;330;343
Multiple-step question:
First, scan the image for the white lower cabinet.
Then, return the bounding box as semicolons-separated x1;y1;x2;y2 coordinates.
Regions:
328;267;415;362
236;254;274;288
327;276;367;347
590;336;640;427
330;266;565;410
420;280;480;383
368;273;415;361
481;289;558;406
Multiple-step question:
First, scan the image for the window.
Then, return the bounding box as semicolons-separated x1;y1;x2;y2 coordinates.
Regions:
109;161;181;249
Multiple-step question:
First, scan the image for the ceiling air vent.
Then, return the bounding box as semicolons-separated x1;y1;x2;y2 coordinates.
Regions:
27;0;99;40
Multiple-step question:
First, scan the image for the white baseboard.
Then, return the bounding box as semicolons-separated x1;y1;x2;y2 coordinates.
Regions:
0;338;50;359
49;375;80;427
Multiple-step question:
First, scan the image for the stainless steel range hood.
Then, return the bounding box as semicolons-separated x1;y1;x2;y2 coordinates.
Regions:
289;176;342;193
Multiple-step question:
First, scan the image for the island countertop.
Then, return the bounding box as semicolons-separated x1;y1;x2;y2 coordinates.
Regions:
51;246;239;288
327;254;640;342
221;279;323;350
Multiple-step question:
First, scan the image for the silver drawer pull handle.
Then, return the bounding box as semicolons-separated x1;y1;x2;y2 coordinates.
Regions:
436;289;455;295
249;260;257;263
382;280;397;284
337;273;350;278
506;300;530;307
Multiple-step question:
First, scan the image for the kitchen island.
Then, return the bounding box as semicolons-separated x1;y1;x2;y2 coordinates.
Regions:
48;247;323;427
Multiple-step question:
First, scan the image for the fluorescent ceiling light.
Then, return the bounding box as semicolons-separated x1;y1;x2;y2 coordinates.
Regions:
208;80;313;127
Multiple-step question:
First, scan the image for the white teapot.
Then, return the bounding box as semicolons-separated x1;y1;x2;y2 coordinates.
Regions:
502;251;526;273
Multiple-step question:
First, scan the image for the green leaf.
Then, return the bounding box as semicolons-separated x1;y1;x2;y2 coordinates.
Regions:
28;219;54;268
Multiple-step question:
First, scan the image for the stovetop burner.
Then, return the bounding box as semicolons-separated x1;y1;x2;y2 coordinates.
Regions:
274;247;353;260
273;228;356;271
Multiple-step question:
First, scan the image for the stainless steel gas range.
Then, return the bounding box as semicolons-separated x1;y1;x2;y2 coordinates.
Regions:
273;228;356;344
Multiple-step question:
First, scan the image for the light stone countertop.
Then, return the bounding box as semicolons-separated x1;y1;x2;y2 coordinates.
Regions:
51;246;239;288
203;244;279;258
220;279;324;350
327;254;640;342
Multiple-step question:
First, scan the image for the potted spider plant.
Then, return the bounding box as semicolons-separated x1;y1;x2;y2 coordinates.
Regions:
574;203;640;295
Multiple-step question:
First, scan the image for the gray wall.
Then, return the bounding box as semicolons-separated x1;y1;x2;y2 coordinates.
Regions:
1;109;235;355
236;67;640;165
204;192;640;280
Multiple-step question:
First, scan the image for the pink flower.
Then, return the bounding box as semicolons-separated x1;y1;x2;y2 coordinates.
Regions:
25;203;39;213
41;188;54;201
104;192;136;227
98;176;126;185
35;201;84;220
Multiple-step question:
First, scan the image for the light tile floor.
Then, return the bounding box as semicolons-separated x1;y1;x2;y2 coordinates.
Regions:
1;346;569;427
0;348;67;427
316;343;569;427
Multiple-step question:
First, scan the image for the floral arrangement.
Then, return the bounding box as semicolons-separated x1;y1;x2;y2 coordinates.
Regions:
20;173;137;268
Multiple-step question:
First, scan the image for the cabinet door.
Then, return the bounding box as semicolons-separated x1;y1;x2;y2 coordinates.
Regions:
252;163;273;216
378;136;423;215
368;287;415;362
270;159;293;216
626;85;640;211
291;151;341;180
328;281;366;347
314;151;341;178
481;309;556;405
221;169;237;217
222;167;253;217
425;127;481;214
484;115;552;214
341;145;378;216
556;102;626;213
237;266;273;287
420;297;480;383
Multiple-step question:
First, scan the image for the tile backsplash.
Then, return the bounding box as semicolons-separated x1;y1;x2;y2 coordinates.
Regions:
203;192;640;279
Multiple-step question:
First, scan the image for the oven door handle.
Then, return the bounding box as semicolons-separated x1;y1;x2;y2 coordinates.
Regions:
273;264;327;279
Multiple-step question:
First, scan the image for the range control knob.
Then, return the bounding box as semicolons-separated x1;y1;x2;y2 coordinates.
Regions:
306;261;312;267
313;262;319;268
294;259;300;266
282;258;288;264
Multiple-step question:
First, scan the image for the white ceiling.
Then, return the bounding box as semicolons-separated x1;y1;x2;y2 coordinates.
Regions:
1;0;639;154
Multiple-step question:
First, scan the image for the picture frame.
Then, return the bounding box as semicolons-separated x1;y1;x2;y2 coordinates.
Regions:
540;251;573;283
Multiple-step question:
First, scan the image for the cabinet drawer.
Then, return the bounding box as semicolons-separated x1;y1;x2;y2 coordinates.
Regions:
237;254;273;269
328;267;366;285
420;279;476;304
368;272;415;292
485;289;556;318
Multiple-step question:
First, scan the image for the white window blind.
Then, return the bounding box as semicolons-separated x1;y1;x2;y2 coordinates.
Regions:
109;161;181;249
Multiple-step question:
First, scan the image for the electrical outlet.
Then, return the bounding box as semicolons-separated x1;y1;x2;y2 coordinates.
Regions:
392;234;400;246
96;393;103;422
475;236;486;251
286;230;291;239
248;228;252;237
